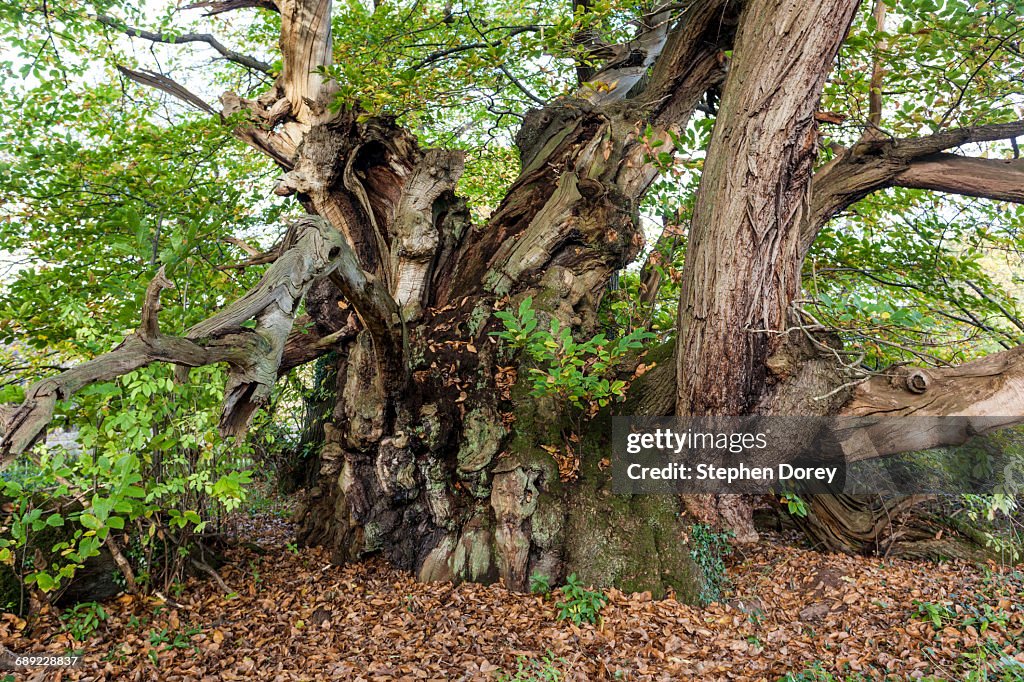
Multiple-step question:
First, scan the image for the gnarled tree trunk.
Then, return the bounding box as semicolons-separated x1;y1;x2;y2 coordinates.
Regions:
288;99;715;596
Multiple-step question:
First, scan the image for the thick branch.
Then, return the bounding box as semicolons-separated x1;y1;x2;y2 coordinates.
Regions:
894;153;1024;203
444;1;743;303
908;120;1024;153
838;345;1024;458
278;0;334;124
807;120;1024;254
391;149;465;319
97;14;273;74
327;236;407;395
0;218;347;461
0;316;253;461
221;92;299;168
640;0;738;126
278;314;359;374
845;346;1024;418
579;1;676;105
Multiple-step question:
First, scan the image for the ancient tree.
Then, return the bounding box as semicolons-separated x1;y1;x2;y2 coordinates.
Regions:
2;0;1024;598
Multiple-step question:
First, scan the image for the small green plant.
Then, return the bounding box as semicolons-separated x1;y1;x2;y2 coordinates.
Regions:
913;600;957;629
960;639;1024;681
147;623;203;664
688;524;733;605
126;614;148;630
529;572;552;596
961;600;1010;635
781;493;808;517
101;644;130;664
148;628;170;648
495;650;565;681
286;542;300;555
960;493;1023;562
554;573;608;626
60;601;108;642
250;559;263;586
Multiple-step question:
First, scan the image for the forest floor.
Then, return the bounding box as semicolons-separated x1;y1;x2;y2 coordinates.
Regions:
1;495;1023;682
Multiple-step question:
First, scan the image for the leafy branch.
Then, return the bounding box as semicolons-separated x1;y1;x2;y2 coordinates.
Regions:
491;297;654;414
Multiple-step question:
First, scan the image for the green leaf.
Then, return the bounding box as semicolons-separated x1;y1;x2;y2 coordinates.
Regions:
79;513;102;531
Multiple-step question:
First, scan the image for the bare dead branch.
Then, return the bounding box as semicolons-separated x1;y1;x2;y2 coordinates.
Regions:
141;266;174;339
640;0;738;125
116;65;216;114
217;251;282;270
220;92;299;168
116;0;334;169
97;14;273;74
0;218;348;462
278;0;335;124
184;0;280;16
223;236;263;257
579;0;677;105
839;345;1024;458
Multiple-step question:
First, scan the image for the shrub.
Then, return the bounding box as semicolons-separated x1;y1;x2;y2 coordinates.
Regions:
555;573;608;626
1;364;257;596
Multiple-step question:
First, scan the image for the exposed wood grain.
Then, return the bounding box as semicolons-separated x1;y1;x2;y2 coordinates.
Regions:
278;0;334;124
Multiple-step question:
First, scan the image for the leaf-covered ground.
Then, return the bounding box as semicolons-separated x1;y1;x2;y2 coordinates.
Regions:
2;511;1022;681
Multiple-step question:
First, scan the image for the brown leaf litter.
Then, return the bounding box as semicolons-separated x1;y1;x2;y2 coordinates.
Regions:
2;519;1021;681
